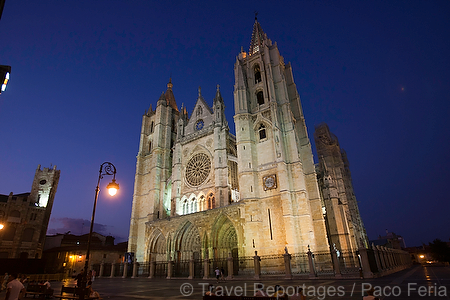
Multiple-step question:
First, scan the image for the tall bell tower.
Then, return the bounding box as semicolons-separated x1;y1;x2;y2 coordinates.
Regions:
128;80;179;260
234;18;329;253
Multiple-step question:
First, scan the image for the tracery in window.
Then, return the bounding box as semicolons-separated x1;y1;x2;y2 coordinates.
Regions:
207;193;215;210
185;153;211;186
258;124;267;140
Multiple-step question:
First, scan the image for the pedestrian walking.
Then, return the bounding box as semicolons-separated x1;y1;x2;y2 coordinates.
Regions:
214;267;221;283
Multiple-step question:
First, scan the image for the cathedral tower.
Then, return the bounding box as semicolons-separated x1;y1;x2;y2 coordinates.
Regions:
315;123;369;252
233;18;329;253
0;165;59;259
128;80;179;258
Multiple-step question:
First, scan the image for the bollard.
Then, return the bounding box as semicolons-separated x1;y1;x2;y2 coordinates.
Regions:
188;254;194;279
284;247;293;279
253;251;261;280
227;252;234;280
167;259;174;279
148;260;156;279
122;262;128;278
307;246;316;278
99;262;104;278
203;254;210;280
132;261;138;278
110;263;116;278
358;247;374;278
372;244;381;274
331;248;342;278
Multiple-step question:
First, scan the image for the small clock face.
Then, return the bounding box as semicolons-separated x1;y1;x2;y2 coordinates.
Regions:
263;175;277;190
265;177;275;188
196;120;204;131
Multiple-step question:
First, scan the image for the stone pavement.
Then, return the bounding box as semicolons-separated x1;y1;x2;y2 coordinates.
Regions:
2;264;448;299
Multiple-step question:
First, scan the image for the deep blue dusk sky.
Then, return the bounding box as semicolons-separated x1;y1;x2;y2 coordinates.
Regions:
1;1;449;247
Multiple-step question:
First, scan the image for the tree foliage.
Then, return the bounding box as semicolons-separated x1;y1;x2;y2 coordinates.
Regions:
429;239;450;263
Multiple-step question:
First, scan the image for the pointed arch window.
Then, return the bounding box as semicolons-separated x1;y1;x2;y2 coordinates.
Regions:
200;196;205;211
257;91;264;105
183;200;188;215
258;124;267;140
148;141;152;152
150;121;154;133
207;193;215;210
254;65;262;84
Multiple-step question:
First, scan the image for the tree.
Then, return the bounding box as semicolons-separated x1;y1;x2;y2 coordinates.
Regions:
429;239;450;263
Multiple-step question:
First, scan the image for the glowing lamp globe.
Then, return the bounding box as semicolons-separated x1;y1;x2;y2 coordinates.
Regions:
107;179;119;196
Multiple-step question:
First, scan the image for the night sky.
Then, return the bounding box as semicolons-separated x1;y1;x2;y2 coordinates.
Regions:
1;1;449;247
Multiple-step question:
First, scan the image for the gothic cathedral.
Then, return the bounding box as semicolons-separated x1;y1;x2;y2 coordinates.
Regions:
128;19;366;267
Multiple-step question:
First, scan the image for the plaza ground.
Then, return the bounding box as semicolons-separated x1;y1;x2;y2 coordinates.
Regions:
1;264;449;299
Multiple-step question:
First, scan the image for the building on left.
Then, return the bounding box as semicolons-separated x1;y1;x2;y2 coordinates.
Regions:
0;165;60;259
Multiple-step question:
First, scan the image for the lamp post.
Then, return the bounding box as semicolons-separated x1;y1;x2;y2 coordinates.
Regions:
80;162;119;300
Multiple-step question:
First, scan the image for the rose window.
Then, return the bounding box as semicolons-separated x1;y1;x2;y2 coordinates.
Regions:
185;153;211;186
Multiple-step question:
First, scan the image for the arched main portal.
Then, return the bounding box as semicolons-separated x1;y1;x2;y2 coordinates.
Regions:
172;221;201;262
147;229;167;262
211;214;238;259
172;221;202;277
210;214;239;275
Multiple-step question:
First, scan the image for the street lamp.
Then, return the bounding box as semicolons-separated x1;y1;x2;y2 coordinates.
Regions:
80;162;119;299
0;65;11;94
0;224;4;230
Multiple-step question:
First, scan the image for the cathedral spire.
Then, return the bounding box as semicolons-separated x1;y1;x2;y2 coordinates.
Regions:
249;16;267;55
213;84;223;104
165;78;179;112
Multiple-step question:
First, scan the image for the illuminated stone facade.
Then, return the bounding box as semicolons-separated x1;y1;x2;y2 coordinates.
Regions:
0;165;60;259
128;20;363;267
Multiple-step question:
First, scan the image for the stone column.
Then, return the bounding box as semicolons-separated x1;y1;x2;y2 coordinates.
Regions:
203;254;209;280
253;251;261;280
331;249;342;278
132;261;138;278
227;252;234;280
167;259;174;279
284;248;293;279
99;262;104;278
307;247;316;278
122;262;128;278
148;260;156;279
358;247;373;278
110;263;116;278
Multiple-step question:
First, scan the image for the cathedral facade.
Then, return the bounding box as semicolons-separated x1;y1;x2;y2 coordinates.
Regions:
128;19;365;268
